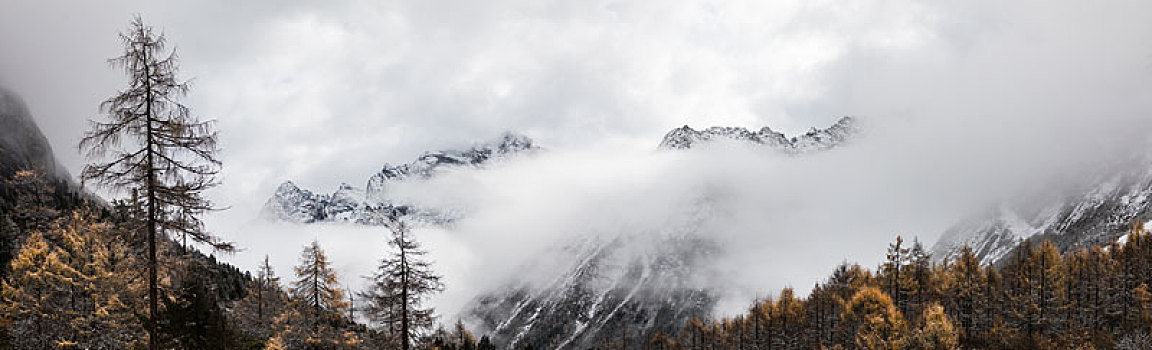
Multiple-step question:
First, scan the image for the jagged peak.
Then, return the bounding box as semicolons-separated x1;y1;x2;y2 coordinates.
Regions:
658;116;859;152
273;180;304;195
266;132;536;225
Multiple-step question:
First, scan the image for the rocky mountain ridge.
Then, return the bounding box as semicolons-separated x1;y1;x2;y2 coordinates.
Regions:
260;132;536;225
658;116;857;153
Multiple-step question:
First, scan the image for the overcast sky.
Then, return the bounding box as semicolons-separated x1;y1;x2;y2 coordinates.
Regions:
5;0;1151;203
4;0;1152;319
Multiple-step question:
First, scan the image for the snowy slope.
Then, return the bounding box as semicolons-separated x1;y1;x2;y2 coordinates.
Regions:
466;223;719;349
932;154;1152;265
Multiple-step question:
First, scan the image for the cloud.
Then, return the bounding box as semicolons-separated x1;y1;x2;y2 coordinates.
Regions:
4;0;1152;320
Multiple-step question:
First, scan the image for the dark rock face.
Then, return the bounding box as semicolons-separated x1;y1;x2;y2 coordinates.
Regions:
0;88;70;182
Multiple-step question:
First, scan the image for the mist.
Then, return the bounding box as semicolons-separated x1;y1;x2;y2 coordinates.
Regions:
4;0;1152;324
210;0;1152;317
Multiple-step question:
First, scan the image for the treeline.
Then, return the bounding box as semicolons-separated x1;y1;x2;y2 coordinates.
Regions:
0;172;490;349
0;169;250;349
647;224;1152;350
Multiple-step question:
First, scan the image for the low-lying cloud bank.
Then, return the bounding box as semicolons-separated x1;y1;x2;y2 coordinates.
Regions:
195;0;1152;321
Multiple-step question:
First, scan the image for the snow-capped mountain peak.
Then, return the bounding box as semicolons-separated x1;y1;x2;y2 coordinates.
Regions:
658;116;857;153
262;132;537;225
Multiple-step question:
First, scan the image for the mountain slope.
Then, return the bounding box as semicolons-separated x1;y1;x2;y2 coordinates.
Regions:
465;211;719;349
932;153;1152;265
0;88;71;184
465;118;860;349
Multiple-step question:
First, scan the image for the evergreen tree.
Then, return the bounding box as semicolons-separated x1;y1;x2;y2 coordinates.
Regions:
159;261;243;349
361;221;444;350
78;16;231;349
234;255;288;340
477;335;497;350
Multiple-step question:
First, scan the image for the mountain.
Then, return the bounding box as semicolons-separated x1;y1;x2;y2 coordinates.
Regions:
464;119;859;349
260;132;536;225
931;152;1152;265
658;116;857;153
261;119;859;349
464;209;720;349
0;88;71;184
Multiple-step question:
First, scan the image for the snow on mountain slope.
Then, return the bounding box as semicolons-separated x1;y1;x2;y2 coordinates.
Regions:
260;132;536;225
463;119;859;349
465;200;720;350
658;116;857;153
932;153;1152;265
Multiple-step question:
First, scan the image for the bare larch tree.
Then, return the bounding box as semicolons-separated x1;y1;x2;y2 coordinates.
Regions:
78;16;232;350
362;220;444;350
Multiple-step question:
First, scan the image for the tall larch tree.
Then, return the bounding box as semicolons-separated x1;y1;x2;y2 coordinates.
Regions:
78;16;232;350
290;240;348;326
362;221;444;350
276;240;359;349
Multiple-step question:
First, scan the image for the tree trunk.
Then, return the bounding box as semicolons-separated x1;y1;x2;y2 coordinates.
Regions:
142;37;160;350
400;229;410;350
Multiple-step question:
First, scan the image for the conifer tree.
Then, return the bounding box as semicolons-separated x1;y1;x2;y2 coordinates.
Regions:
272;240;361;349
0;211;143;349
939;246;987;342
362;221;443;350
774;287;805;348
907;238;934;319
1007;241;1066;339
290;240;348;326
842;286;909;350
78;16;231;349
913;303;959;350
255;255;284;323
234;255;287;339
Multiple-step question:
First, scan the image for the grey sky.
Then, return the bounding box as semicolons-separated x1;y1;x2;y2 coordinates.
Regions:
3;0;1152;318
